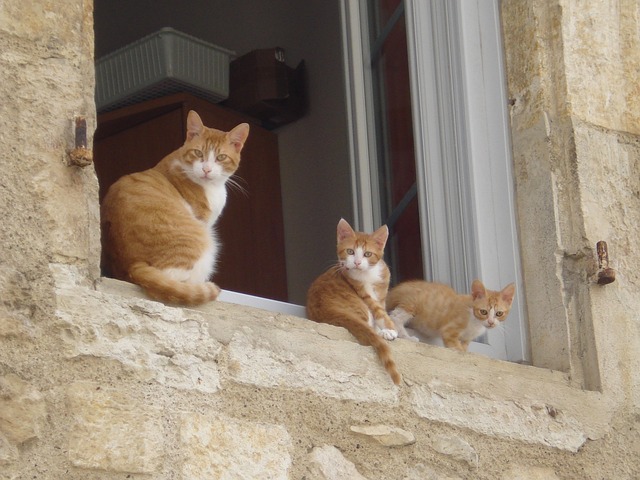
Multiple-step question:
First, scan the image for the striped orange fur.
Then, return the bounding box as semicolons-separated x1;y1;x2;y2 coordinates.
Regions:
101;111;249;305
306;219;401;385
387;279;515;351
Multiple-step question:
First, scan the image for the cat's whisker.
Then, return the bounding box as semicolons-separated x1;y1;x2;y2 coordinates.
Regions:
327;264;343;277
321;259;341;272
495;323;507;335
226;175;249;197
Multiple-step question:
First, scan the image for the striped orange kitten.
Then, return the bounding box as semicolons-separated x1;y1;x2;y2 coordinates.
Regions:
306;219;401;385
101;110;249;305
387;279;515;351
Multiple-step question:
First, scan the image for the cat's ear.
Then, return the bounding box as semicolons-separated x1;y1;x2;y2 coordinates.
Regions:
228;123;250;153
471;279;487;300
501;283;516;305
371;224;389;250
186;111;204;141
337;218;355;242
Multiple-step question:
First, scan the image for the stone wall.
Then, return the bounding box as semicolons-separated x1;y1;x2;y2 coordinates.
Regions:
1;1;639;479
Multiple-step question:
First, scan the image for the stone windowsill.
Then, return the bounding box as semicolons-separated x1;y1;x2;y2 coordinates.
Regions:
55;269;612;453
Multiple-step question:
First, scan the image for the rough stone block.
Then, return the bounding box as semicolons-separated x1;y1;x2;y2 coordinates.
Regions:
0;374;46;444
53;264;222;393
306;445;368;480
179;412;292;479
0;311;32;339
0;432;18;466
227;327;399;403
66;382;164;473
563;1;640;135
410;381;587;452
501;465;561;480
403;463;462;480
350;424;416;447
430;434;478;469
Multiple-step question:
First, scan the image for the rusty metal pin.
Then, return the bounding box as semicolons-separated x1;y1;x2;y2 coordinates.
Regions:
596;241;616;285
74;116;87;149
67;116;93;167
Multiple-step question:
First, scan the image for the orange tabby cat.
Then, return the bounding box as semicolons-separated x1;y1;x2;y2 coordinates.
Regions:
387;279;515;351
306;219;401;385
101;110;249;305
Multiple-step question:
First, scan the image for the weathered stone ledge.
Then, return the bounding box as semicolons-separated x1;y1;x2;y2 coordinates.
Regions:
89;267;612;452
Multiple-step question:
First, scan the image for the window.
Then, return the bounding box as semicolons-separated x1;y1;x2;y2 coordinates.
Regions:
94;0;528;364
342;0;529;362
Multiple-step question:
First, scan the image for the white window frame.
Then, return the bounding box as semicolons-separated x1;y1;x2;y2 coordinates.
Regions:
218;289;307;318
341;0;529;362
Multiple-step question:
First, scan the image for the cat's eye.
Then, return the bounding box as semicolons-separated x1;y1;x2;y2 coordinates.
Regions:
364;251;372;257
496;311;504;317
346;248;355;255
479;309;488;315
216;154;228;162
192;149;203;158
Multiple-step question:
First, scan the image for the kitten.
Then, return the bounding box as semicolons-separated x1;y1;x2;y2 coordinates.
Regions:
101;110;249;305
387;279;515;351
306;218;401;385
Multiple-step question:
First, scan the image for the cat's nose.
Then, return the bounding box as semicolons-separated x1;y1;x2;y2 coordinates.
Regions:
202;163;212;174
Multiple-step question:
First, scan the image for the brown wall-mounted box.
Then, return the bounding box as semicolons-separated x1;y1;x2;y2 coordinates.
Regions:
225;48;306;129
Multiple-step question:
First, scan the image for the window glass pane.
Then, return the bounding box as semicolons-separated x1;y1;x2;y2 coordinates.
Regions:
375;0;403;25
370;6;423;283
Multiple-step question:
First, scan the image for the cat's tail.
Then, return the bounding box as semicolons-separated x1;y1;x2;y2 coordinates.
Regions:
128;262;220;306
347;320;402;385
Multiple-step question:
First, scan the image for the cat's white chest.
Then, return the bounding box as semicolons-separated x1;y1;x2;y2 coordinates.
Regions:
169;183;225;283
348;262;384;295
202;182;227;226
460;319;486;342
358;271;379;302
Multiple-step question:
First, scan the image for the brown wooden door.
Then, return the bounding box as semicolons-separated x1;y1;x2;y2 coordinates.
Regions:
94;93;288;301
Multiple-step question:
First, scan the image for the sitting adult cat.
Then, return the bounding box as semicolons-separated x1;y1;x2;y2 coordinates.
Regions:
101;110;249;305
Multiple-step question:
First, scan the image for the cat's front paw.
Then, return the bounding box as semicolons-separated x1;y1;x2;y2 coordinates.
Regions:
379;328;398;341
